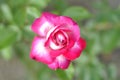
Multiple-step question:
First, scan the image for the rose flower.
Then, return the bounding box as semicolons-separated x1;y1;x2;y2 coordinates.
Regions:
30;12;86;70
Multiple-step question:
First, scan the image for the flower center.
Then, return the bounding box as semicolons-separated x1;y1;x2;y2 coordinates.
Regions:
52;30;67;46
48;29;69;50
56;33;66;45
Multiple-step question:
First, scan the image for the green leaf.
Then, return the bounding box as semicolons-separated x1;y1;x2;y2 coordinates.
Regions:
0;28;17;49
8;0;28;7
8;24;22;41
85;36;95;54
22;25;34;42
13;7;26;27
77;53;88;64
90;33;101;55
0;24;4;30
63;6;91;21
108;64;117;80
29;0;49;9
65;64;74;80
27;7;40;18
1;46;13;60
0;3;13;22
56;69;70;80
52;0;68;13
80;66;91;80
14;42;29;59
101;29;120;53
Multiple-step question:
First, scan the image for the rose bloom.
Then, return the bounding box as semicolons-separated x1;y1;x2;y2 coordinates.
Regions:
30;12;86;70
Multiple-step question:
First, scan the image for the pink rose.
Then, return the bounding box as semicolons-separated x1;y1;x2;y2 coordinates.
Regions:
30;12;86;70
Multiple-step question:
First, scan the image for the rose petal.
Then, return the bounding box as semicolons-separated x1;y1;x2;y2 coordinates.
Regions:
45;29;68;57
45;28;75;57
31;12;80;41
45;36;66;57
64;37;86;60
30;36;54;64
49;48;67;57
31;12;58;36
48;60;58;70
57;55;70;69
55;16;80;40
48;55;70;70
78;37;86;50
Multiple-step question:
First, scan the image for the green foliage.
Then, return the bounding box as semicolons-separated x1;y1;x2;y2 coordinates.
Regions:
63;6;91;21
0;27;17;49
108;64;117;80
101;29;120;53
1;3;13;23
1;46;13;60
13;7;27;27
56;69;70;80
0;0;120;80
52;0;68;14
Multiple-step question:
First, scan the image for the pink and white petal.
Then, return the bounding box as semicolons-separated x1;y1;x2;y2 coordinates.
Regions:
57;55;70;69
55;16;80;40
45;35;66;57
45;30;68;57
30;36;54;64
45;28;75;57
48;60;59;70
63;37;86;60
46;39;68;57
49;48;67;57
78;37;86;50
48;55;70;70
31;12;58;36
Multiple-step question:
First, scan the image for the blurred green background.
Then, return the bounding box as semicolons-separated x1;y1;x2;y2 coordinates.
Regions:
0;0;120;80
